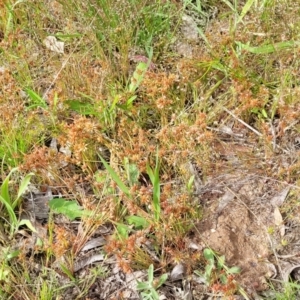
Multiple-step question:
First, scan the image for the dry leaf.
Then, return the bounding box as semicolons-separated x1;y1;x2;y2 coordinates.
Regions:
74;254;104;272
43;36;64;54
170;263;186;281
81;237;106;252
273;206;285;237
270;187;290;207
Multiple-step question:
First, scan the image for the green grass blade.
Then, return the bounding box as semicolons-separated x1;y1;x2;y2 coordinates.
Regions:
146;164;154;183
146;154;161;221
1;167;18;206
237;0;255;24
152;156;160;221
220;0;235;12
18;219;37;233
0;195;18;231
99;156;130;197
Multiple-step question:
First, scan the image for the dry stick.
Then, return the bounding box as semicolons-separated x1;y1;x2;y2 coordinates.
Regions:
223;107;289;154
223;107;262;136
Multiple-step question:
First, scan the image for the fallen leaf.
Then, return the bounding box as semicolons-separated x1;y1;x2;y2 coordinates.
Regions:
43;36;64;54
270;187;290;207
273;206;285;237
170;263;186;281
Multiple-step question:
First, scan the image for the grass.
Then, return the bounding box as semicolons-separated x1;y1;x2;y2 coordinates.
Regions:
1;0;300;298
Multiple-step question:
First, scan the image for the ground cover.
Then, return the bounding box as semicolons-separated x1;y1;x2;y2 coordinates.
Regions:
1;0;300;299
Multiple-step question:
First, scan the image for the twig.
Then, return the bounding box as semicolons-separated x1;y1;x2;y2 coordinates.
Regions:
222;107;262;136
223;107;289;154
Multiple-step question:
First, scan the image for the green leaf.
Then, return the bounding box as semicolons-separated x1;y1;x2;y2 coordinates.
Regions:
203;248;214;262
147;154;161;221
99;155;131;197
261;108;268;119
1;167;18;205
217;255;225;270
18;219;37;233
156;273;168;288
0;195;18;230
129;62;148;93
54;32;82;41
6;249;20;260
116;223;130;239
148;264;154;283
124;158;140;186
227;266;241;274
65;100;97;116
205;263;214;281
137;282;151;290
60;263;75;281
237;0;255;24
187;175;195;192
25;88;47;109
235;40;299;54
14;172;34;208
49;198;91;221
126;215;149;229
149;289;159;300
220;273;228;284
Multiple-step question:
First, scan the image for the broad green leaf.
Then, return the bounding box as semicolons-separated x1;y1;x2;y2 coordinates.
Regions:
149;289;159;300
99;156;131;197
126;215;149;229
156;273;168;288
25;88;47;109
203;248;214;262
49;198;91;221
220;273;228;284
65;100;97;116
116;223;130;239
137;282;151;290
205;263;214;281
15;172;34;208
148;264;154;283
129;62;148;93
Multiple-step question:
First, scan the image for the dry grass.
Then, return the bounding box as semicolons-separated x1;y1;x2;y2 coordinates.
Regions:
1;0;300;299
